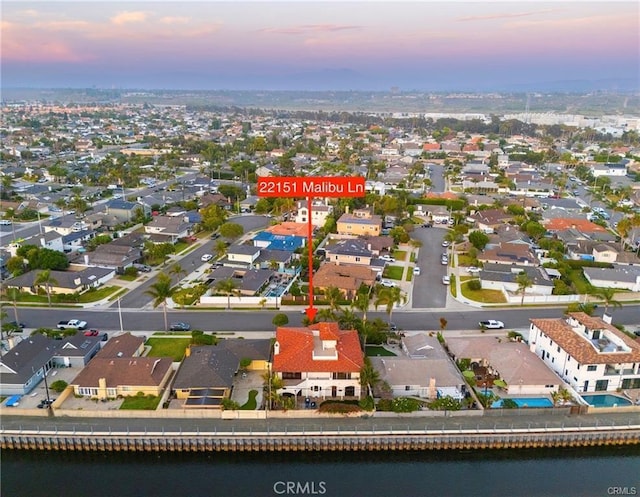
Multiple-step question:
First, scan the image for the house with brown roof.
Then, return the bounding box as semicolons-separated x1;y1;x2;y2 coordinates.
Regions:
478;243;539;266
529;313;640;393
467;209;514;233
144;215;192;243
313;263;377;298
447;336;561;396
69;332;171;400
272;322;364;400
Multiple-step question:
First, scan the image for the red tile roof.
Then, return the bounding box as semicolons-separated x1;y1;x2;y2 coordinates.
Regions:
530;313;640;365
543;218;608;233
273;322;363;373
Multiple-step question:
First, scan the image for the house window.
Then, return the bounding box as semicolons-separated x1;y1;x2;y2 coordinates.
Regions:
405;385;410;391
332;372;351;380
557;346;560;353
282;372;302;380
345;386;355;396
587;365;597;372
595;380;608;391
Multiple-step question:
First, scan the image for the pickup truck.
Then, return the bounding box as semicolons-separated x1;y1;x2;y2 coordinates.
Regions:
57;319;87;330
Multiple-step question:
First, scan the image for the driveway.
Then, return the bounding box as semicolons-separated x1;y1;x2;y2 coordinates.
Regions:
411;226;449;308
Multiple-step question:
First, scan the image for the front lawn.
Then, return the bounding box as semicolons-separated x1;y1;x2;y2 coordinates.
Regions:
118;274;138;281
461;282;506;303
76;286;120;303
393;250;407;261
366;346;397;357
383;265;404;280
146;337;191;361
567;269;591;294
120;393;161;410
240;390;258;410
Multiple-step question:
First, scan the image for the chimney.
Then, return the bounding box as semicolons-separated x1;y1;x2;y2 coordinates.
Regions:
345;205;350;214
273;341;280;356
84;254;89;265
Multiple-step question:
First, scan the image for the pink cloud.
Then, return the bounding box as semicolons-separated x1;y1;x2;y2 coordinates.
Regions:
159;16;190;25
110;11;148;25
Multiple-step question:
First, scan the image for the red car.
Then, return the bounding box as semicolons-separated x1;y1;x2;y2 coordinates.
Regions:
84;329;100;336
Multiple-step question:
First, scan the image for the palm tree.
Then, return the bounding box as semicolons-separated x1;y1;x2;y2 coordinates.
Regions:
215;278;240;310
593;287;622;317
316;308;337;322
374;286;406;325
515;271;534;306
444;230;464;261
169;263;186;281
323;286;343;314
34;270;58;307
214;239;228;260
352;289;371;322
6;287;21;324
359;357;381;397
338;308;360;331
145;273;174;331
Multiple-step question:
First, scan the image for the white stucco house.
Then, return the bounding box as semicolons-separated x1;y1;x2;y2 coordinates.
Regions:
529;313;640;393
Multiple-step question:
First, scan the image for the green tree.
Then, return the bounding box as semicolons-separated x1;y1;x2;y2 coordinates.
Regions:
272;313;289;327
360;357;381;396
219;222;244;240
145;273;174;331
515;271;534;306
215;278;240;310
199;204;227;231
374;286;406;325
352;289;371;322
468;230;490;250
323;286;343;314
592;287;622;317
34;269;58;307
214;239;229;259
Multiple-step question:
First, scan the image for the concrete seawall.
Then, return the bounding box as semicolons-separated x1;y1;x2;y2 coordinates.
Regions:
2;425;639;452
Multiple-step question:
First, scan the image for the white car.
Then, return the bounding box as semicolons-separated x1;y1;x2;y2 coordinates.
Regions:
201;254;213;262
379;280;397;288
441;241;450;247
479;320;505;329
442;275;450;285
467;266;480;273
413;267;421;276
380;254;396;263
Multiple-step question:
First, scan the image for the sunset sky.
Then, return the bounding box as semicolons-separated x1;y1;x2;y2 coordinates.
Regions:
2;1;638;91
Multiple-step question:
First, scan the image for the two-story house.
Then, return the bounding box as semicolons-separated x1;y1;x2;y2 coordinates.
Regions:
529;313;640;393
294;199;333;228
337;208;381;237
273;322;364;400
324;238;373;266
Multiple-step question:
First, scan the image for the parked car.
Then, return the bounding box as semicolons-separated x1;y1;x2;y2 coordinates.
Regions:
442;275;450;285
441;257;448;265
201;254;213;262
379;254;396;263
169;322;191;331
133;263;152;272
379;280;397;288
389;322;398;332
467;266;480;273
421;223;433;228
479;320;505;329
413;267;421;275
84;329;100;336
441;241;450;247
37;399;55;409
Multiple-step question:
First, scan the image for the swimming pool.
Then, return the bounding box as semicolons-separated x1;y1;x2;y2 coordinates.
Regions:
581;394;632;407
491;397;553;408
